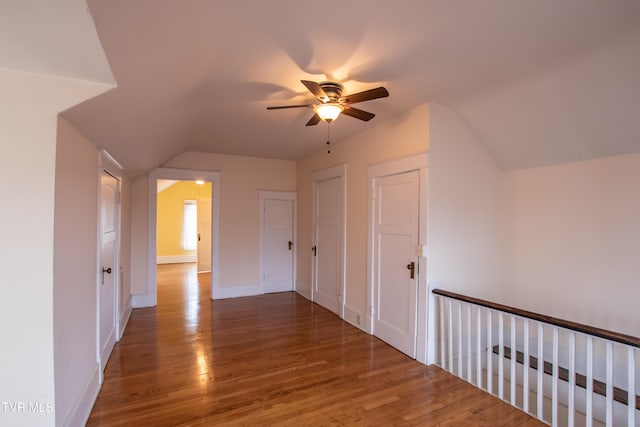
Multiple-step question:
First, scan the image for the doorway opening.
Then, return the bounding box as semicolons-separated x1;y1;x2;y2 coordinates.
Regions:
144;168;220;307
156;179;212;304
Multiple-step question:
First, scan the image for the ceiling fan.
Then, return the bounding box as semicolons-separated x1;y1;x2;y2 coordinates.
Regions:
266;80;389;126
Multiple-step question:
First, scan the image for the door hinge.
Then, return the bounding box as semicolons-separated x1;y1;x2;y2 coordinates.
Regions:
115;192;121;204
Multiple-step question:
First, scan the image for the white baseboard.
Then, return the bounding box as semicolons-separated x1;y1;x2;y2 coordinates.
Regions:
295;280;311;300
118;296;132;339
212;283;262;300
343;304;368;332
62;362;100;427
156;254;196;264
132;292;156;308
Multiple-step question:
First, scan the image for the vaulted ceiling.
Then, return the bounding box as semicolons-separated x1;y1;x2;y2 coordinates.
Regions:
3;1;640;178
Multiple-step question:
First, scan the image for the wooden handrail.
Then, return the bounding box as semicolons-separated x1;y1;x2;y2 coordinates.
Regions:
432;289;640;348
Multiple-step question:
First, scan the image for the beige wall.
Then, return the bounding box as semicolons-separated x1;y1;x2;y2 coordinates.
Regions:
296;104;429;316
53;117;99;426
130;175;149;295
119;175;132;314
160;152;296;287
0;67;111;427
501;153;640;336
427;103;503;300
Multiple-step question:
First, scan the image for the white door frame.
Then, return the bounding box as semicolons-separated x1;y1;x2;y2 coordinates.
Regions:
367;153;428;362
97;149;123;382
258;191;296;292
145;167;221;305
311;164;347;317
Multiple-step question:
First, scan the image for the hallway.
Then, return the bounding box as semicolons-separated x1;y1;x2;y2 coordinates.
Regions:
87;263;542;426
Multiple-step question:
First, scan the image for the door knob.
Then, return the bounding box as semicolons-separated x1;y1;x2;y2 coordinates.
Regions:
406;262;415;279
101;267;112;286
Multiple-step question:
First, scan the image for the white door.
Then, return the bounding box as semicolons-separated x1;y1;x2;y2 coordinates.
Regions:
197;187;212;273
262;198;294;293
312;175;344;315
99;171;118;371
373;170;420;357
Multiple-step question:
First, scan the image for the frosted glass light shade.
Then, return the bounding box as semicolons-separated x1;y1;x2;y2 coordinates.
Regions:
315;103;343;122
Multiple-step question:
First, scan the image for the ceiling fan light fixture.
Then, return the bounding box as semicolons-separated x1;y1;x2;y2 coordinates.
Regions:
315;103;343;122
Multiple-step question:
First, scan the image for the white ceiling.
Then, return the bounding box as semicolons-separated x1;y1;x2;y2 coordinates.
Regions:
4;1;640;177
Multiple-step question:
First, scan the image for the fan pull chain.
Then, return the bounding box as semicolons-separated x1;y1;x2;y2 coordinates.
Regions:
326;123;331;154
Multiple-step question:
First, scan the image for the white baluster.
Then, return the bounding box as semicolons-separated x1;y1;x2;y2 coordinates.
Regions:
448;299;453;373
568;333;575;427
487;311;493;394
439;296;445;368
476;307;481;387
499;312;504;400
586;336;593;427
511;316;517;405
606;341;613;426
457;302;463;377
552;327;559;427
467;304;472;382
537;323;544;421
523;319;530;414
628;346;635;427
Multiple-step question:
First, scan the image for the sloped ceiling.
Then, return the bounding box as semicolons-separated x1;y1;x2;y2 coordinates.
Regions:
6;1;640;177
0;0;114;84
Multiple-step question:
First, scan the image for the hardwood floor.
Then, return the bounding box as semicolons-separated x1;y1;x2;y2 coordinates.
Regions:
88;263;543;426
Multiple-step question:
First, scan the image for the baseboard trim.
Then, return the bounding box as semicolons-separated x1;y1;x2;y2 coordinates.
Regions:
343;304;367;333
118;296;132;339
212;283;262;300
295;280;311;300
132;293;156;308
62;362;100;427
156;254;196;264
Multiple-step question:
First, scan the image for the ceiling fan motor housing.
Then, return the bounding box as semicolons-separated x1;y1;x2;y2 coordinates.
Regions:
319;82;344;102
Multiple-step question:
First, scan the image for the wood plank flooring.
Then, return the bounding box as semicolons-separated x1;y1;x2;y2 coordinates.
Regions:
88;263;543;426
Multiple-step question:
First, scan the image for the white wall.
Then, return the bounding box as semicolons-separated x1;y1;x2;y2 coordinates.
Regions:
501;153;640;336
130;152;296;299
427;103;503;300
296;105;429;322
53;118;99;426
0;67;111;427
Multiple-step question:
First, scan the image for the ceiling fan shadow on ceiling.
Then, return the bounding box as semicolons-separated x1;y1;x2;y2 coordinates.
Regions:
266;80;389;126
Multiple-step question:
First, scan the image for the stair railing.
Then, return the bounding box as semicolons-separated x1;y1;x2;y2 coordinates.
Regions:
432;288;639;427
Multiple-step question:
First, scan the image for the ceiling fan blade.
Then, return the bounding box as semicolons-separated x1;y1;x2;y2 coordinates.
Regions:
342;106;375;121
266;104;313;110
305;113;321;126
301;80;328;101
341;87;389;104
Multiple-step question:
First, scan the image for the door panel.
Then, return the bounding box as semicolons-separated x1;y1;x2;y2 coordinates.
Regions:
263;199;294;293
197;187;212;273
373;170;420;357
314;222;339;311
312;176;343;315
99;171;118;371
